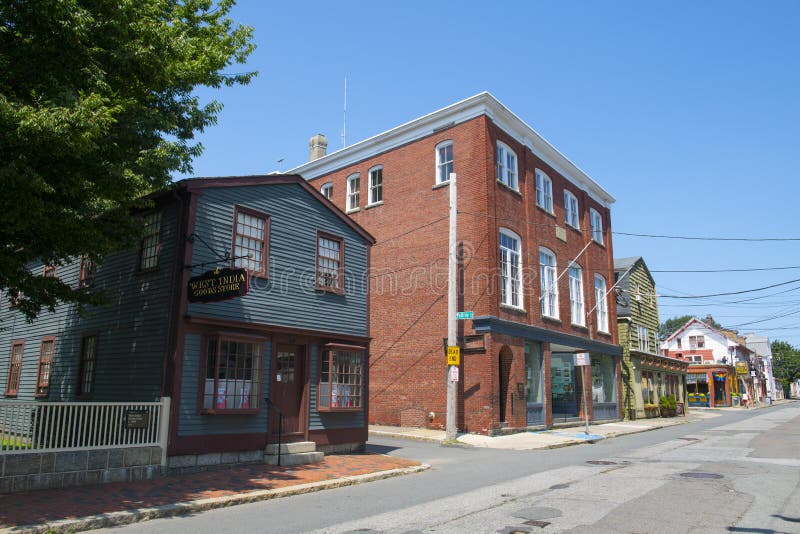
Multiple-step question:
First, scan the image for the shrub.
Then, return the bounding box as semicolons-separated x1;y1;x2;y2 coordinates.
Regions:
659;394;677;417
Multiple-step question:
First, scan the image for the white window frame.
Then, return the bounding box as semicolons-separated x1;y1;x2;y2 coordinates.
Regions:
368;165;383;206
568;262;585;326
564;190;579;229
346;173;360;212
499;228;523;309
435;141;454;185
535;170;553;213
496;141;518;191
320;182;333;200
539;247;558;319
590;208;603;244
595;274;609;332
638;324;650;352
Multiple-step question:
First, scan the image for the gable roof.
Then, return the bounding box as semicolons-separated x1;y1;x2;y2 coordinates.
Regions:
288;92;616;207
173;174;375;244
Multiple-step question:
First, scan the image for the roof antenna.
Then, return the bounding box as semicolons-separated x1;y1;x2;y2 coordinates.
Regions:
277;158;284;172
341;77;347;148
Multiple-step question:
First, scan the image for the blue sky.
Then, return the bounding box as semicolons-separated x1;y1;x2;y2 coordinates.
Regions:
183;1;800;345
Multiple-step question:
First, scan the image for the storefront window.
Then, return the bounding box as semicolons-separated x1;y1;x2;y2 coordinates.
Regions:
642;370;654;404
525;343;543;403
591;355;616;403
203;337;262;412
686;372;709;405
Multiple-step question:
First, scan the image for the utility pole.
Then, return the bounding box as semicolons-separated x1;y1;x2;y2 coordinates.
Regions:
446;172;458;441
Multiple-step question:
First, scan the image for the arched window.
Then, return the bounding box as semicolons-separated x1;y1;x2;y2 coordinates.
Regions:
499;229;522;308
320;182;333;200
568;262;585;325
435;141;454;184
496;141;518;191
564;190;579;229
539;247;558;318
535;170;553;213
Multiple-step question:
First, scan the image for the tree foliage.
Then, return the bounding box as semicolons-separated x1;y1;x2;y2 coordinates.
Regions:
0;0;255;320
771;340;800;396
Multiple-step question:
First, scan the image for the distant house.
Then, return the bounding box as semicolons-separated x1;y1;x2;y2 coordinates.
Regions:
614;257;688;419
0;175;374;464
661;317;751;407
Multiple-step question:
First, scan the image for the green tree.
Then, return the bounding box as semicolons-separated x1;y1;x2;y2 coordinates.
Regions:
771;340;800;397
0;0;255;321
659;314;723;340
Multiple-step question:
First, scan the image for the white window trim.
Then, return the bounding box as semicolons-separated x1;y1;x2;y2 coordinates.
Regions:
564;190;579;229
595;274;609;333
496;141;518;191
320;182;333;200
535;170;554;214
568;262;585;326
435;140;454;185
638;324;650;352
346;173;360;212
499;228;523;309
539;247;558;319
368;165;383;206
590;208;604;244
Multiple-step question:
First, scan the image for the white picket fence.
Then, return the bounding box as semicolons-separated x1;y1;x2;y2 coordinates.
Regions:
0;398;170;461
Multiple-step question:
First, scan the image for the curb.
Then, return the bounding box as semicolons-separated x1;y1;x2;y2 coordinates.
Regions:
10;463;430;534
369;430;446;444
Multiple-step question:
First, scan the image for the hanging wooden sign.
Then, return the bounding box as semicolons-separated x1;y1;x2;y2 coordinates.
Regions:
188;268;249;303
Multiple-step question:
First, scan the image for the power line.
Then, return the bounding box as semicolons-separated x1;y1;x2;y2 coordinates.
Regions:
652;265;800;273
660;278;800;299
614;231;800;242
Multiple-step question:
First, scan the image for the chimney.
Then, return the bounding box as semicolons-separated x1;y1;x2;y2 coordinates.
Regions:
309;133;327;161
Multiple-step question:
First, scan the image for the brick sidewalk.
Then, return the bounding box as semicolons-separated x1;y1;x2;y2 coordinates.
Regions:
0;453;422;532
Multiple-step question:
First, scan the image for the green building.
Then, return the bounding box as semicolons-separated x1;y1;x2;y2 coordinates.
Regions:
614;257;689;419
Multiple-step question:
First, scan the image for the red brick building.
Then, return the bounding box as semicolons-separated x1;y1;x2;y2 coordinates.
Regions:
291;93;621;433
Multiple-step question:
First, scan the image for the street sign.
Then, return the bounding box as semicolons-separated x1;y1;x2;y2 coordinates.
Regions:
449;366;459;382
456;311;474;320
447;346;460;366
573;352;591;366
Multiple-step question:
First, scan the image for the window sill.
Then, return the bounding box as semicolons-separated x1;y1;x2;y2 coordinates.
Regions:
570;322;588;331
597;329;612;337
496;180;522;197
566;224;582;234
200;408;261;415
542;315;561;325
316;285;345;295
365;201;384;210
536;205;556;218
500;304;527;315
432;181;450;190
591;238;605;248
317;406;363;413
346;207;361;214
136;266;161;276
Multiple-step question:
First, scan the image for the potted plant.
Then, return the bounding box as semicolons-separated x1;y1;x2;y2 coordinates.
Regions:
659;394;677;417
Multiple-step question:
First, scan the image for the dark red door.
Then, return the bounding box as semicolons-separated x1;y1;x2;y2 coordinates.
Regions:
270;344;305;438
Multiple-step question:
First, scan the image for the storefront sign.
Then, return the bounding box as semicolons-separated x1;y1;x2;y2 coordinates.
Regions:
125;410;150;429
735;362;749;375
188;268;248;303
573;352;591;366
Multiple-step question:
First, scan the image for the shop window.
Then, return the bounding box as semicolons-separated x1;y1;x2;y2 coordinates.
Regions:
233;206;269;276
202;336;263;412
318;344;365;411
5;341;24;397
591;355;616;403
35;337;55;397
525;343;543;404
641;370;655;405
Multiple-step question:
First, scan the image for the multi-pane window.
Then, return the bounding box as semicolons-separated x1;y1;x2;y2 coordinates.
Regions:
595;274;609;332
539;248;558;318
139;212;162;270
35;338;55;397
77;335;97;397
233;207;268;276
568;263;585;325
43;263;57;278
317;233;344;292
78;256;96;288
689;335;705;349
347;174;360;211
637;325;650;352
677;337;682;349
436;141;454;184
369;166;383;205
320;182;333;200
590;208;603;244
564;190;579;229
536;171;553;213
5;341;24;396
496;142;518;190
642;370;655;404
203;337;262;411
499;229;522;308
318;345;364;410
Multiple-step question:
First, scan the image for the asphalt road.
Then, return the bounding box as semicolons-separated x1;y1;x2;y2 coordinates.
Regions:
97;403;800;533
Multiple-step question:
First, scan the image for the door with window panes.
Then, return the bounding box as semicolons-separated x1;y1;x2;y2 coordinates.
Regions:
270;344;305;438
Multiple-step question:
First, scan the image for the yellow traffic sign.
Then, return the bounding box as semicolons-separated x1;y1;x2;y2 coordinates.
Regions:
447;345;460;366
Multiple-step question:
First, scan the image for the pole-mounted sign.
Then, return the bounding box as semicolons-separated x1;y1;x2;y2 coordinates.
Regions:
447;345;460;366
